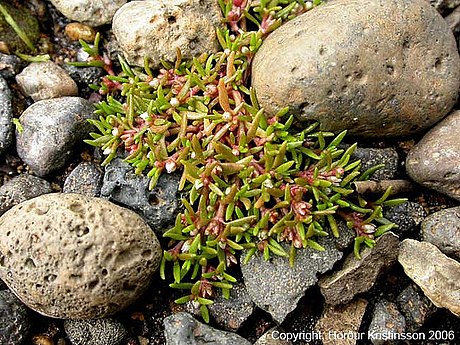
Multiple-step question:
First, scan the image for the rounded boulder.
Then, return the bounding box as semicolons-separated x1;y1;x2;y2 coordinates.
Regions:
251;0;460;137
0;193;162;319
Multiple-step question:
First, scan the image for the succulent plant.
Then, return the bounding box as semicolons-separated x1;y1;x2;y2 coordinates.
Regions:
79;0;406;322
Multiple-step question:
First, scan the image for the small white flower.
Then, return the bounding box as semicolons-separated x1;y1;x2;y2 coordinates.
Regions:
241;46;249;55
111;128;119;136
140;112;149;120
363;224;376;234
263;178;274;188
149;79;159;88
194;180;204;190
165;160;176;173
170;97;180;108
306;1;313;10
222;111;232;121
103;147;112;155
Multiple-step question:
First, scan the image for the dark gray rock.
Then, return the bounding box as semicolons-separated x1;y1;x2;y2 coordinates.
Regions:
64;65;105;95
186;283;255;331
398;239;460;316
163;312;251;345
429;0;460;13
368;300;406;345
0;76;13;156
64;318;128;345
384;201;426;234
101;158;182;234
406;110;460;201
15;97;96;176
0;53;26;80
252;0;460;137
397;284;437;332
0;289;30;345
319;232;400;305
0;174;52;216
16;61;78;101
254;327;292;345
351;147;399;180
0;193;162;319
421;207;460;259
241;240;342;323
63;161;103;197
445;5;460;48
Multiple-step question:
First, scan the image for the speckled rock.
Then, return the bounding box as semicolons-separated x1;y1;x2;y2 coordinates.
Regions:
101;158;182;234
368;300;406;345
421;207;460;259
0;53;26;80
0;290;30;345
315;298;368;345
64;65;105;96
15;97;96;176
49;0;127;27
112;0;223;67
0;174;52;216
406;110;460;201
429;0;460;13
163;312;251;345
397;284;437;332
63;161;103;197
64;318;128;345
254;327;293;345
241;239;342;323
0;1;40;54
351;147;399;180
252;0;460;137
16;61;78;101
0;193;162;319
0;76;12;156
319;232;400;305
383;201;426;235
398;239;460;316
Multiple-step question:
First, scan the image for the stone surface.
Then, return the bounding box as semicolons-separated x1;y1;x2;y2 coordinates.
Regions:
429;0;460;13
186;283;255;331
406;110;460;201
351;147;399;180
0;193;162;319
421;207;460;259
254;327;292;345
397;284;437;332
398;239;460;316
63;161;103;197
368;300;406;345
49;0;127;27
0;174;52;216
0;289;30;345
15;97;96;176
0;1;40;54
383;201;426;235
252;0;460;137
64;318;128;345
0;76;13;156
101;158;182;234
241;239;342;323
0;53;26;80
163;312;251;345
446;5;460;47
319;232;399;305
112;0;223;67
16;61;78;101
315;298;368;345
65;22;96;42
64;65;105;96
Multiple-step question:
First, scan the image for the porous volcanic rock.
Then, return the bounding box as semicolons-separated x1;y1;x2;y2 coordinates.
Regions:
0;193;161;319
112;0;223;67
251;0;460;137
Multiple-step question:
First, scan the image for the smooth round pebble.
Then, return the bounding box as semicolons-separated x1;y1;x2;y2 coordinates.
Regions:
251;0;460;137
65;23;96;42
0;193;162;319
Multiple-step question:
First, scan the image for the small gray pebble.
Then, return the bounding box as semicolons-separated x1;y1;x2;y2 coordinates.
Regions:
0;290;31;345
64;318;128;345
63;161;103;197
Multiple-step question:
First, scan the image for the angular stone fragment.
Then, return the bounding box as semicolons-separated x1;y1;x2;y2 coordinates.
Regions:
252;0;460;137
319;233;399;305
0;193;162;319
397;284;437;332
398;239;460;316
368;300;406;345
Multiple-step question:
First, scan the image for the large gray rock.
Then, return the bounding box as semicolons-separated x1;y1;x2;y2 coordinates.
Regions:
0;174;52;216
0;290;30;345
241;240;342;323
368;300;406;345
64;318;128;345
112;0;223;67
0;193;161;319
421;207;460;259
252;0;460;137
0;76;12;156
16;61;78;101
101;158;182;234
49;0;127;27
15;97;96;176
164;312;251;345
406;110;460;201
398;239;460;316
319;232;399;305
